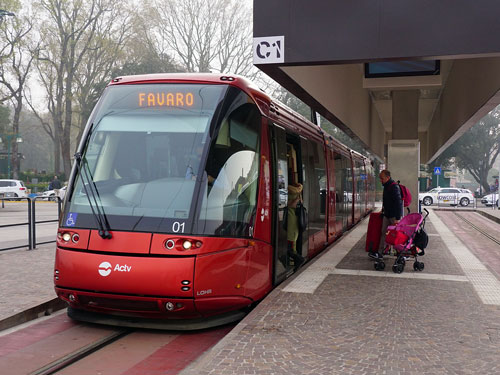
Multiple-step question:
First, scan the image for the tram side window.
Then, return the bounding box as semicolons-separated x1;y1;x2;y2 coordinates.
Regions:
358;161;366;210
345;157;353;204
354;160;364;215
340;154;351;220
333;152;343;210
197;99;261;237
307;140;326;232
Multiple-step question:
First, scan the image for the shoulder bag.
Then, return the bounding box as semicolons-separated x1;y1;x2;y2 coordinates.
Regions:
296;202;308;232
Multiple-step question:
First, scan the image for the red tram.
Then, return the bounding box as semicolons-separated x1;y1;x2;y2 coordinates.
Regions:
54;74;375;329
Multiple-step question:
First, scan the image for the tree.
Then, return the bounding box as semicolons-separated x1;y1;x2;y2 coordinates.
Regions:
0;0;20;104
18;109;53;173
32;0;130;177
272;85;313;120
0;103;9;132
72;3;135;145
434;106;500;193
0;12;35;178
148;0;257;78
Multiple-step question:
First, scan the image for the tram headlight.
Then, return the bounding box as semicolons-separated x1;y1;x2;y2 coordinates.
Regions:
62;233;71;242
182;240;192;250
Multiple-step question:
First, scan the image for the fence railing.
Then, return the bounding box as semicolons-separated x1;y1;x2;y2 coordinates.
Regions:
31;196;63;248
0;197;33;251
0;197;62;251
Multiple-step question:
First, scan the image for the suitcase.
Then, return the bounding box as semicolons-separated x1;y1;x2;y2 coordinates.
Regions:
365;212;383;252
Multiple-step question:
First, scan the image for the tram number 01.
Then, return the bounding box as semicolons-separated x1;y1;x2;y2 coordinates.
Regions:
172;221;186;233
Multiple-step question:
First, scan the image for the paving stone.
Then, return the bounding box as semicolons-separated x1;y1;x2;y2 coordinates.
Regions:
182;211;500;375
0;244;57;322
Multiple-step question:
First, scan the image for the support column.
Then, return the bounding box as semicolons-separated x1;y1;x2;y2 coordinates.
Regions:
392;90;419;139
388;90;420;213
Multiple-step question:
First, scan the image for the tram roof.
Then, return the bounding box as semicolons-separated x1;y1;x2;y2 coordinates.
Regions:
108;73;260;91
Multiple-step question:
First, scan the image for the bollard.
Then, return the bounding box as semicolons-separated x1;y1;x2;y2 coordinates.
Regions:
31;198;36;249
28;197;33;250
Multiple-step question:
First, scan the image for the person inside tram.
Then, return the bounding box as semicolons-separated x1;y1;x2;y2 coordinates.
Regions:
287;182;305;271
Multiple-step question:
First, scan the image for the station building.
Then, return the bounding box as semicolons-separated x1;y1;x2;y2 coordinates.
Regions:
253;0;500;212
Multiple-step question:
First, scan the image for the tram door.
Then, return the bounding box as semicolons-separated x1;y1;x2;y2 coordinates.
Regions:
271;125;307;284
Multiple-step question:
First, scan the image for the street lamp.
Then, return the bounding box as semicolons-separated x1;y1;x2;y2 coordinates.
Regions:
479;160;484;196
0;134;22;178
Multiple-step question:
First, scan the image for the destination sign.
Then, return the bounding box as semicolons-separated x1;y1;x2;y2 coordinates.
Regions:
138;92;194;107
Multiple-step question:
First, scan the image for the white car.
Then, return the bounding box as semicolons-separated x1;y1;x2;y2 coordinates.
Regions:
419;187;474;207
40;186;67;201
481;193;499;207
0;179;28;198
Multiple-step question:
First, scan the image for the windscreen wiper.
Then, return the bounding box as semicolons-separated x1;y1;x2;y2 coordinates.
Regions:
74;152;112;239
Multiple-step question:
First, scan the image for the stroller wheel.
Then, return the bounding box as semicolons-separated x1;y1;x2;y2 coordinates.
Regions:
413;261;425;272
374;261;385;271
392;263;404;274
396;256;406;265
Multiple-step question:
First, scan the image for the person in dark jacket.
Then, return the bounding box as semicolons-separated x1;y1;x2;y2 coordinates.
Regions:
369;169;403;260
50;176;62;197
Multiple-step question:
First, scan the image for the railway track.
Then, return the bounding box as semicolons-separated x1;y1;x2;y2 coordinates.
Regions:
0;312;234;375
453;211;500;246
32;329;130;375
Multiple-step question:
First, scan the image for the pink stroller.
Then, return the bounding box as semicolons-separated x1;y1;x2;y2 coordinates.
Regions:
374;209;429;273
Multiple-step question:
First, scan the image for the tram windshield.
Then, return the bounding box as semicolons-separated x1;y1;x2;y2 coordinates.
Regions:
64;83;261;237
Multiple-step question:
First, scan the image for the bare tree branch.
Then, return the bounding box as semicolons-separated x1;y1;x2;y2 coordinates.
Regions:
149;0;256;76
32;0;132;176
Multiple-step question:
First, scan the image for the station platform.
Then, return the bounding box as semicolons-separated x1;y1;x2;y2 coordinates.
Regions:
0;244;64;331
2;207;500;373
182;208;500;374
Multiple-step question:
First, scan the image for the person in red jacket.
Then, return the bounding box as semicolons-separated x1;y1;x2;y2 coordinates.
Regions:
369;169;402;260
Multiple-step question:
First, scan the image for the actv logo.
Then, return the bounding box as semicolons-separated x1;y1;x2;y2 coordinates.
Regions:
98;262;132;277
98;262;112;276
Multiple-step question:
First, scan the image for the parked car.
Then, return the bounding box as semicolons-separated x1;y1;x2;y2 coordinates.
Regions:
0;179;27;198
481;193;499;207
40;186;67;201
459;188;474;195
419;187;474;207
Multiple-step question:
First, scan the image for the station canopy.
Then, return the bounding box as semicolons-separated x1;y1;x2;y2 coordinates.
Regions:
253;0;500;163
